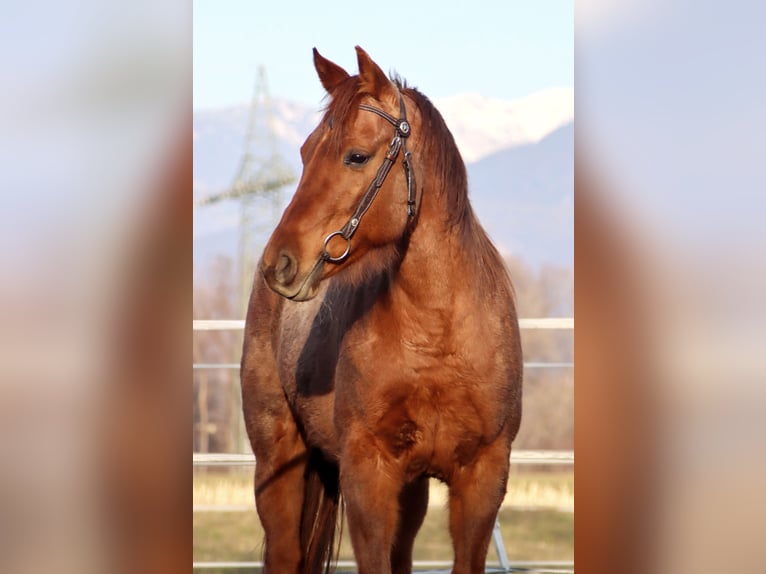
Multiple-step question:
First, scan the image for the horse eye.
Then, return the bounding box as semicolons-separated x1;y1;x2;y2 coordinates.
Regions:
344;152;370;166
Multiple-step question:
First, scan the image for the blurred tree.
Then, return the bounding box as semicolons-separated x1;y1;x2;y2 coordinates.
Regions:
505;255;573;452
193;256;239;453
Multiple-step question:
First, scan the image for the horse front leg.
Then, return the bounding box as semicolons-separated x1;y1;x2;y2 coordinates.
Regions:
447;436;512;574
242;351;308;574
391;476;429;574
250;405;309;574
340;427;405;574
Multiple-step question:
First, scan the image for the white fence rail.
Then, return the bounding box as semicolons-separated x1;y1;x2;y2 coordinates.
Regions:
193;317;574;370
193;450;573;467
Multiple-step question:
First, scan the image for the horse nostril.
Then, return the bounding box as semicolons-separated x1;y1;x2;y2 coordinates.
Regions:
274;251;298;286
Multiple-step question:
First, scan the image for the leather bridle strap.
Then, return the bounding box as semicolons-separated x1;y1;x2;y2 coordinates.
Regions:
321;93;416;263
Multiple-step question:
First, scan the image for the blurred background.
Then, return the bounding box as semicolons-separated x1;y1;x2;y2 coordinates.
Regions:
0;2;190;573
576;2;766;572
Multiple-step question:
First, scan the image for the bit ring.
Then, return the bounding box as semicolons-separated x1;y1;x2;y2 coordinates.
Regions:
321;231;351;263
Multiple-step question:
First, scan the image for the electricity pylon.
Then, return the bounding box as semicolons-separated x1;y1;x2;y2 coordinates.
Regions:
196;66;295;453
197;65;296;313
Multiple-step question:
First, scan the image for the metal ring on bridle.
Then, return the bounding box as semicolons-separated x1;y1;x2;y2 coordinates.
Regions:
321;230;351;263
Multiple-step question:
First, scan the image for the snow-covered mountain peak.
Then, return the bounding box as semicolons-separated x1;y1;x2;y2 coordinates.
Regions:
434;87;574;162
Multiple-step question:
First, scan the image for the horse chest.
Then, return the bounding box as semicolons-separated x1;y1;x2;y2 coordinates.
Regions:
275;283;514;467
335;323;512;473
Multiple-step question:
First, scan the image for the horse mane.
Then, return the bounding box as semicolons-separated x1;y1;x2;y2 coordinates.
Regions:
322;73;514;299
397;78;514;300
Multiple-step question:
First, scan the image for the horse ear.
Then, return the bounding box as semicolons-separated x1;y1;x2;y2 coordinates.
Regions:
313;48;350;93
355;46;397;103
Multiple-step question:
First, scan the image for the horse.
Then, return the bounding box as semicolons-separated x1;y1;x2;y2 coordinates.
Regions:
240;46;523;574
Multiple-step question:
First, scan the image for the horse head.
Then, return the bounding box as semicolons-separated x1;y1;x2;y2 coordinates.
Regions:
260;47;420;301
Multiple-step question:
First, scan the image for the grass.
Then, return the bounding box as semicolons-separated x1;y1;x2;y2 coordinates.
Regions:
194;508;572;565
193;468;573;569
193;467;573;509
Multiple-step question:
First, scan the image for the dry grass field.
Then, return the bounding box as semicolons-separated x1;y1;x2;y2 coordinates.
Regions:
193;467;573;569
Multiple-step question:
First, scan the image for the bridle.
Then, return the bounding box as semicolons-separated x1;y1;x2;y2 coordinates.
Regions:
320;92;416;263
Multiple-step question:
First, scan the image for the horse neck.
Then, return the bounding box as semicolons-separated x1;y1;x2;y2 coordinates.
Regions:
392;192;483;313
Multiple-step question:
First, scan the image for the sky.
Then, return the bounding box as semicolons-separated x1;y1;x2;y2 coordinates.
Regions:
193;0;573;110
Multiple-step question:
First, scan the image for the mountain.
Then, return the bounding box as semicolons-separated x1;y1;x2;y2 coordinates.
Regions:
436;87;574;162
193;89;573;273
467;122;573;267
193;99;320;197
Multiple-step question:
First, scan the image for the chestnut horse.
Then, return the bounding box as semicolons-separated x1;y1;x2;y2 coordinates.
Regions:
241;46;522;574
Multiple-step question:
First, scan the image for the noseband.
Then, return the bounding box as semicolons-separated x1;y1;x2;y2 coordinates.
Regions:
321;93;416;263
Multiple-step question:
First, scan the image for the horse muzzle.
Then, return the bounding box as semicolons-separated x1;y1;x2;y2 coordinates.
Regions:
261;252;325;302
